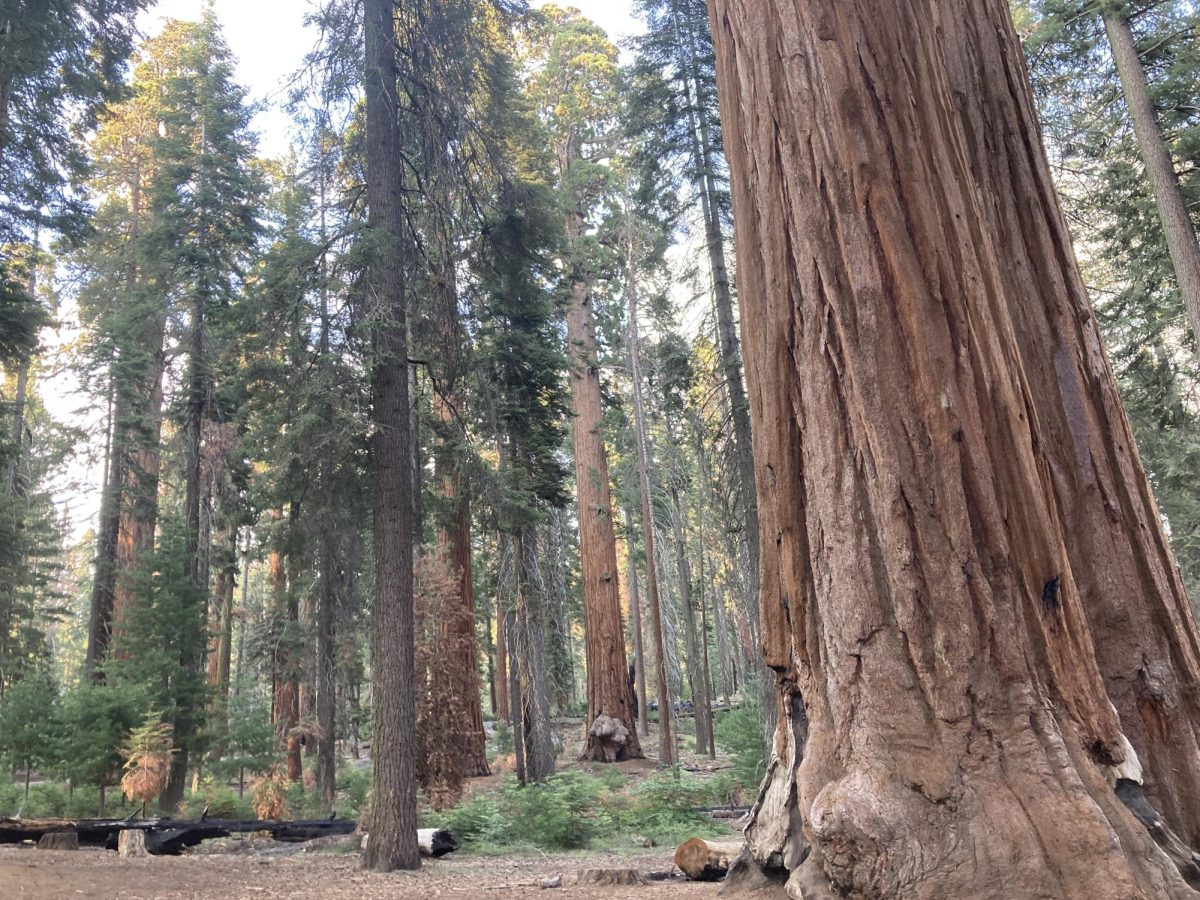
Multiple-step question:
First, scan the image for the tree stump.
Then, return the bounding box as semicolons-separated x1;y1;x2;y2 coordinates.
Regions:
119;829;149;858
37;831;79;851
577;868;641;886
674;838;744;881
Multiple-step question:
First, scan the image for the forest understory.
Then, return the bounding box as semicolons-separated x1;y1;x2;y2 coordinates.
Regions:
6;0;1200;896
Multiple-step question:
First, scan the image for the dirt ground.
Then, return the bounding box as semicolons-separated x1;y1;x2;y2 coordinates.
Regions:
0;846;725;899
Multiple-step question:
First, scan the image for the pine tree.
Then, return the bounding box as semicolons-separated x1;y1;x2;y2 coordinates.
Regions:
0;0;150;239
361;0;420;871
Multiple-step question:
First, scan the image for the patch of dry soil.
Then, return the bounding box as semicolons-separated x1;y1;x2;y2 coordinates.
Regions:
0;846;723;899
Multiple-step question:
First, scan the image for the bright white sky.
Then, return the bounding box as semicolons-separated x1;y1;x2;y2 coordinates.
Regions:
142;0;646;156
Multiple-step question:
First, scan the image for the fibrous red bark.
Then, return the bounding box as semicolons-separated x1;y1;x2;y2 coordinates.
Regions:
434;410;489;778
707;0;1200;895
566;203;642;762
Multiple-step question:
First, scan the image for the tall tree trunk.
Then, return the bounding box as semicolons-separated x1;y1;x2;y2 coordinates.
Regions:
362;0;419;872
85;391;123;675
505;608;526;784
696;538;716;759
113;345;164;654
566;187;641;761
623;507;649;737
315;142;338;815
434;410;489;777
5;359;26;497
672;481;709;756
941;0;1200;855
269;510;302;783
668;0;764;677
667;437;713;757
315;505;337;814
709;0;1200;895
625;240;675;767
113;171;164;655
1104;10;1200;349
543;508;576;712
495;529;512;722
211;525;236;730
692;416;733;706
514;525;556;782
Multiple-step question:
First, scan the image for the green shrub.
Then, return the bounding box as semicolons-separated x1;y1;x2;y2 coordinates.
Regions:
714;703;768;791
436;767;733;853
502;772;617;849
0;780;20;816
620;769;728;846
490;721;513;757
336;765;371;817
442;792;505;844
26;782;68;817
65;785;102;819
284;781;326;820
185;784;248;819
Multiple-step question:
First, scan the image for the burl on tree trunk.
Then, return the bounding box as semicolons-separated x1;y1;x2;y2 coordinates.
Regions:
708;0;1200;896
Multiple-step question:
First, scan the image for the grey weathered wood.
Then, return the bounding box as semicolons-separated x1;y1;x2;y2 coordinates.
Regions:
36;830;78;851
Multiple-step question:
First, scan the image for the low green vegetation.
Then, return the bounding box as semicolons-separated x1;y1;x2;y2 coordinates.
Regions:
439;768;733;852
715;698;770;794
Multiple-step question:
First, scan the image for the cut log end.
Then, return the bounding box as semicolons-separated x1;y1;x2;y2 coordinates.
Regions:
674;838;744;882
118;829;149;859
361;828;457;859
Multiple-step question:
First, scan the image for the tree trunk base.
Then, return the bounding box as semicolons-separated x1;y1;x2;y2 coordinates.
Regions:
719;846;788;897
582;715;636;763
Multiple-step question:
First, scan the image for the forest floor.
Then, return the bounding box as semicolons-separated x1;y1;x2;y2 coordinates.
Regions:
0;845;724;899
2;725;748;898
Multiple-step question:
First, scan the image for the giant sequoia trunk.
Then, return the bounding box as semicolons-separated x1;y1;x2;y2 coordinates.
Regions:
932;1;1200;858
708;0;1200;895
362;0;419;872
433;423;490;778
112;322;166;655
565;197;642;762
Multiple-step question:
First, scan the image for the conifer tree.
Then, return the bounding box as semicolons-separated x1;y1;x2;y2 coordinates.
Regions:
361;0;420;871
0;0;150;238
522;4;641;763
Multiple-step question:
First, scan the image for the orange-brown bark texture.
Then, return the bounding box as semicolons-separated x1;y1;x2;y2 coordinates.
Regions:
707;0;1200;896
566;270;642;762
434;397;490;778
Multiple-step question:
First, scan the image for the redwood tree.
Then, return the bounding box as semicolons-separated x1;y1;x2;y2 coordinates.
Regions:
709;0;1200;895
525;7;641;761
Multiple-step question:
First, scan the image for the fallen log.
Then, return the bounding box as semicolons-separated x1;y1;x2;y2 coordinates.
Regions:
0;816;356;855
674;838;744;882
360;827;457;858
